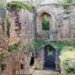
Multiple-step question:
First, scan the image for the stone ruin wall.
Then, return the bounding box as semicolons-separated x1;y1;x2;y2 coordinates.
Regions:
0;27;8;51
0;10;8;51
6;52;33;75
0;4;75;50
8;4;75;45
8;9;34;47
1;4;75;75
4;9;35;75
19;9;34;46
36;4;75;41
61;5;75;40
8;10;19;44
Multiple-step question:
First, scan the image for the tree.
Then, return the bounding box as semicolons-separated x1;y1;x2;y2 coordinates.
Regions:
63;0;72;4
0;0;7;9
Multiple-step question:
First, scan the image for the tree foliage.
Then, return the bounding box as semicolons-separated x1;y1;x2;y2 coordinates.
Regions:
63;0;72;4
0;0;7;9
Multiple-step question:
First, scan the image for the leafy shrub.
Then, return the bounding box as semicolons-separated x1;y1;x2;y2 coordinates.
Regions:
63;59;75;73
8;43;18;52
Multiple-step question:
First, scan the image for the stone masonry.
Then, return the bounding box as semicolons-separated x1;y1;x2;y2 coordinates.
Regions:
1;3;75;75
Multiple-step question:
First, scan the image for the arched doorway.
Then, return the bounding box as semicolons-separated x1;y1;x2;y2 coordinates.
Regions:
30;57;34;66
30;53;35;66
44;45;56;70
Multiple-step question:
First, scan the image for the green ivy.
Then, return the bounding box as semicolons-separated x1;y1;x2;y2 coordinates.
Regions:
7;1;33;12
50;41;75;51
63;59;75;73
42;16;49;30
34;39;48;51
8;43;18;52
0;51;10;64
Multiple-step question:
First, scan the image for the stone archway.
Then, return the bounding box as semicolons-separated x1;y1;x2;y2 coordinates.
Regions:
36;11;56;40
44;45;56;69
43;44;60;71
37;12;55;31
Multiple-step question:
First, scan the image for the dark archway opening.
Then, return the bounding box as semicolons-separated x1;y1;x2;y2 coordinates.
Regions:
1;64;6;71
44;45;56;70
20;64;24;70
20;58;24;70
30;57;34;66
30;53;35;66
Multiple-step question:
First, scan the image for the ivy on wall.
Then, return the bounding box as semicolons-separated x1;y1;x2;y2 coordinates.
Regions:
7;1;33;12
42;15;49;30
8;43;18;52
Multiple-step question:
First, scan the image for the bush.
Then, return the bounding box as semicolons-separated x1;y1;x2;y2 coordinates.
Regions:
63;59;75;73
8;43;18;52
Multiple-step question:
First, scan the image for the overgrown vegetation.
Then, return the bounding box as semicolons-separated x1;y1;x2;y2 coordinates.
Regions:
62;0;75;9
52;41;75;74
50;41;75;50
0;51;10;63
34;40;47;50
7;1;33;12
8;43;18;52
63;59;75;73
0;51;10;72
42;16;49;30
34;39;75;54
60;50;75;74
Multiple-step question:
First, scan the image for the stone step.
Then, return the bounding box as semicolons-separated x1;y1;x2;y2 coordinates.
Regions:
32;70;59;75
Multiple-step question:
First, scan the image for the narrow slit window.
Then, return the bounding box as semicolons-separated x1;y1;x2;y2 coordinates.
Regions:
20;64;24;70
30;57;34;66
1;64;6;71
